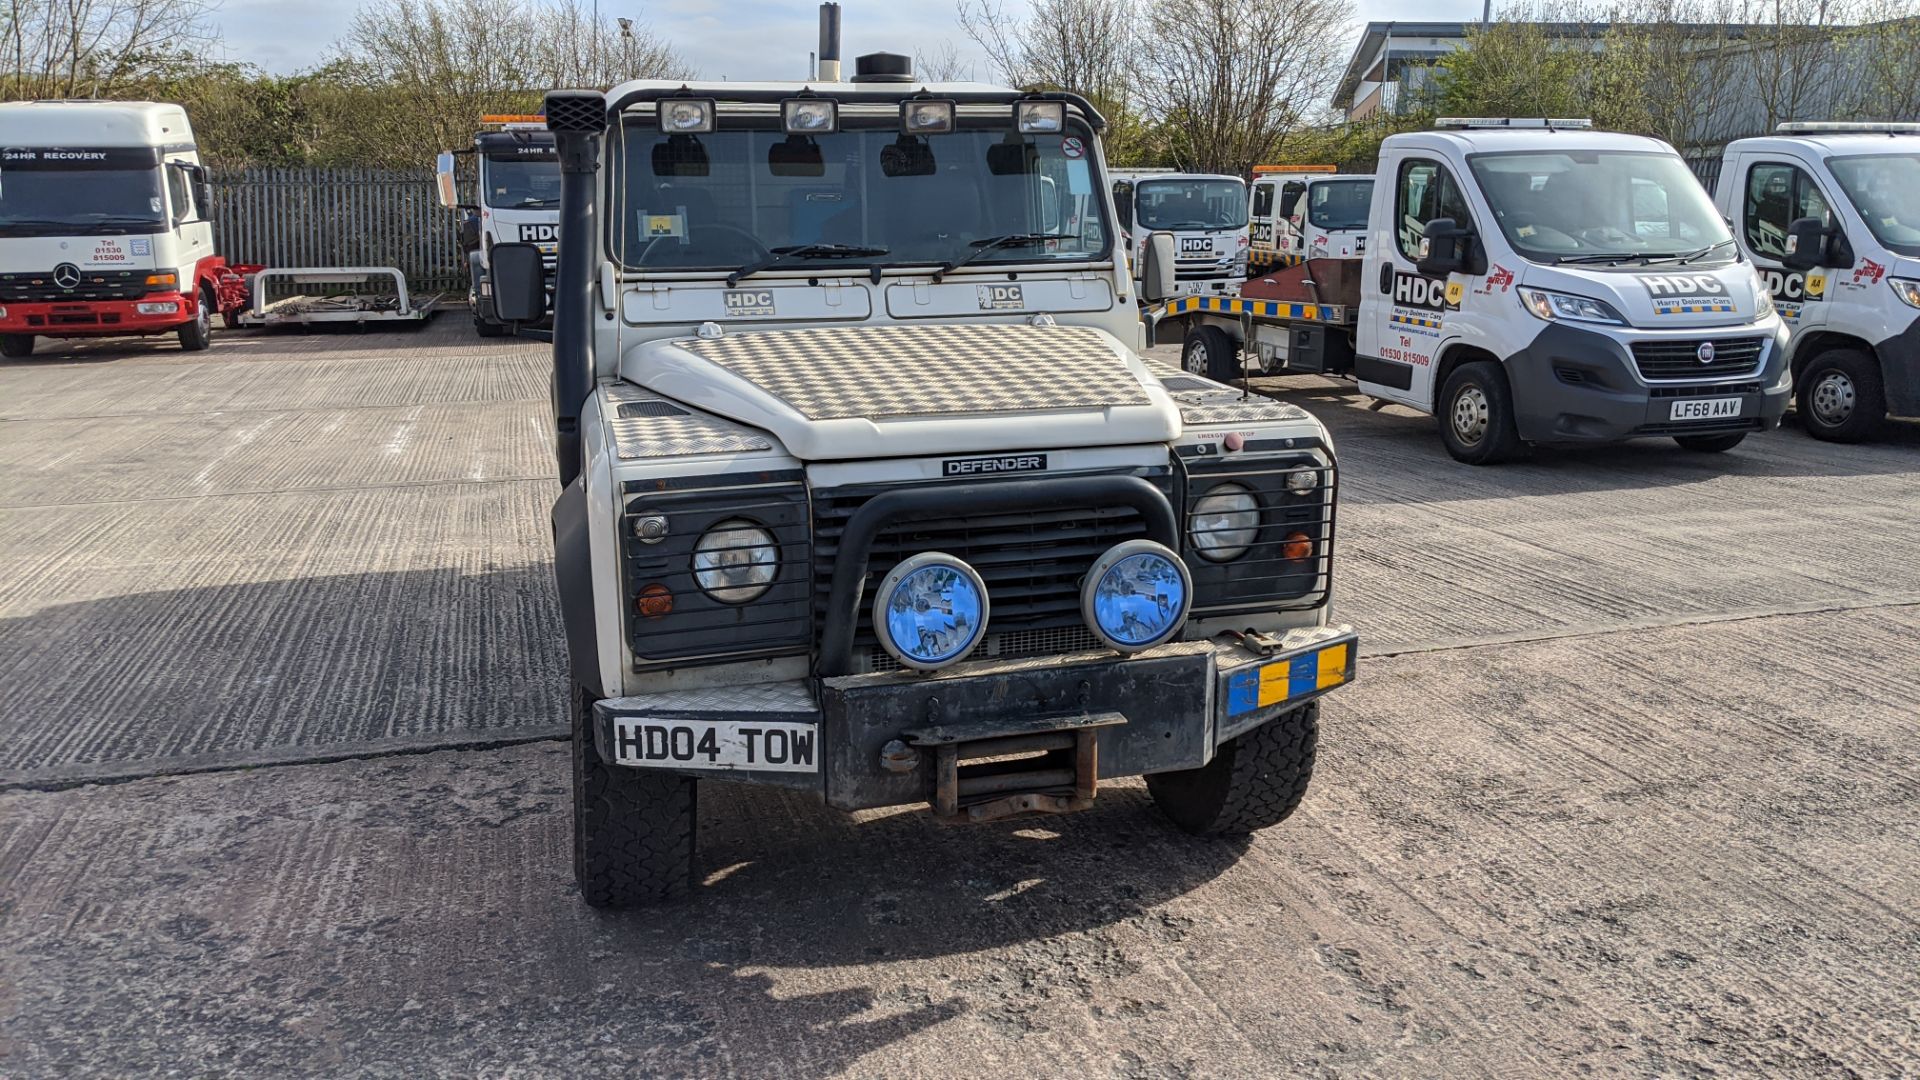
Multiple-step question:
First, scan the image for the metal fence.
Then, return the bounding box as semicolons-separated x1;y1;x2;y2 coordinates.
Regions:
208;167;465;293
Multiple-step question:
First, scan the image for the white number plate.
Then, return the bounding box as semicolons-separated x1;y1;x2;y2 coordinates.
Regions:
1669;396;1742;421
611;718;818;772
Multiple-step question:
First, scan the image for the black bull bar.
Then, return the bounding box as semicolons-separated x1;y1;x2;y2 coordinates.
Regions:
815;475;1181;676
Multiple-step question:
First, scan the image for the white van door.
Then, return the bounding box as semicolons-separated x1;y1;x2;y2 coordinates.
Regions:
1737;157;1835;332
1357;156;1471;409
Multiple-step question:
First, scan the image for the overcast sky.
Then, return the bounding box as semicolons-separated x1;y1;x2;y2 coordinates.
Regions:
219;0;1486;81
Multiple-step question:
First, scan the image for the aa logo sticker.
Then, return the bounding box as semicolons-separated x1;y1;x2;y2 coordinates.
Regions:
1806;271;1826;297
1444;280;1465;307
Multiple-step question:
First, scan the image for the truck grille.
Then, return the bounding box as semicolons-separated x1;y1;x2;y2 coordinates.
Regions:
0;269;148;303
812;475;1166;672
1630;337;1766;380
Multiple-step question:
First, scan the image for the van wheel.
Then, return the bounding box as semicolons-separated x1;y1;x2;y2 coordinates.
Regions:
1148;702;1318;836
1673;432;1748;452
1;334;34;358
572;683;696;907
177;287;214;352
1797;347;1884;443
1437;360;1522;465
1182;325;1240;383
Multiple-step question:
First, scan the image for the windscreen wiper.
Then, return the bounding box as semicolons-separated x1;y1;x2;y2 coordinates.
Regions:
1652;239;1736;265
1556;252;1636;265
727;243;889;287
932;233;1078;282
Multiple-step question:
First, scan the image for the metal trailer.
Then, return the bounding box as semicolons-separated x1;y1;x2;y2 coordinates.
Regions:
1144;264;1360;384
231;266;441;328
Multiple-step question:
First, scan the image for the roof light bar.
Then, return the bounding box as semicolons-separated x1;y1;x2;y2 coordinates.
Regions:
1777;121;1920;135
1435;117;1593;130
480;114;545;124
1252;164;1338;174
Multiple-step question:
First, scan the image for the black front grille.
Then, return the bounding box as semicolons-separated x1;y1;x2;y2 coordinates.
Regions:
1181;452;1335;616
0;269;148;303
812;474;1168;671
1630;337;1766;380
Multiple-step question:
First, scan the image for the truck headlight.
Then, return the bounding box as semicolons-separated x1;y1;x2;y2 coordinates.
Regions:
137;301;180;315
1014;100;1065;134
1190;483;1259;562
691;519;777;602
1082;541;1191;653
873;553;989;671
659;98;716;134
1751;268;1776;318
1518;287;1625;326
1891;278;1920;310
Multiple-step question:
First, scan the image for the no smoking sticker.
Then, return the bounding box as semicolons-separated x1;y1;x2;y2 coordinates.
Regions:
1062;137;1084;160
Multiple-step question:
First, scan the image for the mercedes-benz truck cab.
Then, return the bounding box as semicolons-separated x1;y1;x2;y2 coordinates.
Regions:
1715;122;1920;441
0;100;234;357
1111;170;1249;298
1364;118;1788;463
1249;166;1372;273
435;115;561;337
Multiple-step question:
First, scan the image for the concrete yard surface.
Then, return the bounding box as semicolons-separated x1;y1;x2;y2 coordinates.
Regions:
2;326;1920;1076
3;607;1918;1076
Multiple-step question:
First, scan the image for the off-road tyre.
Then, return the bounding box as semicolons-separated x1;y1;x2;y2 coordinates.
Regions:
1147;701;1318;837
1796;347;1885;443
1673;431;1748;453
1182;325;1241;383
473;316;509;338
1437;359;1523;465
572;684;697;907
1;334;34;358
177;287;214;352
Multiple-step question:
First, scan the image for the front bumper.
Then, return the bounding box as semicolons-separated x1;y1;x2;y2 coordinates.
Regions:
0;293;191;337
592;625;1356;814
1506;320;1792;443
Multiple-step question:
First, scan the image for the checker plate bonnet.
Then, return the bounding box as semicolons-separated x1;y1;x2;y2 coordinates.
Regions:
626;323;1184;461
678;324;1152;420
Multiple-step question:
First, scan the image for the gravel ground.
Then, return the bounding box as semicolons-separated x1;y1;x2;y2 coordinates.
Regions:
1;323;1918;1076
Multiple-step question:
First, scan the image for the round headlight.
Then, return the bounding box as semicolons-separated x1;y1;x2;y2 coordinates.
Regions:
1284;468;1319;495
1190;483;1260;562
691;519;778;603
1082;540;1191;653
873;553;989;671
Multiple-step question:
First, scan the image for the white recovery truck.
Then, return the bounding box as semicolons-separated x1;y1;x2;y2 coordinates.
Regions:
435;116;561;337
1151;119;1790;464
0;100;250;356
1710;122;1920;441
1111;169;1249;299
483;51;1359;906
1248;166;1374;274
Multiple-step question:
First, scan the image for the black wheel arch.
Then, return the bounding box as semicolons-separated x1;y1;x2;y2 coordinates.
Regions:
1431;342;1502;412
551;475;606;699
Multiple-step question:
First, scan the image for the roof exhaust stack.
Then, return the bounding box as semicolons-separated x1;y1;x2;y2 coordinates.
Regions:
818;2;841;81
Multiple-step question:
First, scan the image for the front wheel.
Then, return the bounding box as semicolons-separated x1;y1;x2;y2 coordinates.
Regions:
1;334;34;358
1182;325;1241;383
1796;347;1885;443
1673;431;1747;453
1147;702;1318;836
572;684;697;907
177;288;214;352
1437;360;1523;465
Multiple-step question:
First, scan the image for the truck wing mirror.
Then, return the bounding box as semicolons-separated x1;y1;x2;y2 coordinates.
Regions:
434;151;459;209
1416;217;1474;277
186;163;213;222
490;242;546;324
1141;231;1177;303
1783;215;1851;271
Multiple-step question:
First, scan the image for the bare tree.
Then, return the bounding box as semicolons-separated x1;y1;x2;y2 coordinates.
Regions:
957;0;1138;105
914;40;976;82
1;0;219;99
1138;0;1354;173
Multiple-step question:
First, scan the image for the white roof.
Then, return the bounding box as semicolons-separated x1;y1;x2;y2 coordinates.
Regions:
1727;132;1920;158
1389;127;1677;156
0;100;194;148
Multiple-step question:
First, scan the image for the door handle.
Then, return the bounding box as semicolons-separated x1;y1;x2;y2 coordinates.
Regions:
1378;262;1393;294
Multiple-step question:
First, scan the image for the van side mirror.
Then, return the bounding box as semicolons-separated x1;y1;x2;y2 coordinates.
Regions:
434;151;460;209
1417;217;1480;277
187;164;213;221
1141;232;1177;303
490;242;546;324
1782;216;1836;271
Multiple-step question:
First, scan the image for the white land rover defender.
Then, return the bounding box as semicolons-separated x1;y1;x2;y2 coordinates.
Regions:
490;53;1358;907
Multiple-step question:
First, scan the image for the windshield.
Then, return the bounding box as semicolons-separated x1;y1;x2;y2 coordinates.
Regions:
1135;178;1248;231
1827;153;1920;257
1308;179;1372;230
484;157;561;209
1468;150;1731;262
609;113;1110;272
0;165;166;234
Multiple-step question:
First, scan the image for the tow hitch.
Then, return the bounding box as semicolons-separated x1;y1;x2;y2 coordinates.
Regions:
904;712;1126;823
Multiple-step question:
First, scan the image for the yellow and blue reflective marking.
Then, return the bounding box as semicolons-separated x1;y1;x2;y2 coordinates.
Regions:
1654;301;1735;314
1158;295;1324;321
1390;312;1444;329
1226;641;1351;716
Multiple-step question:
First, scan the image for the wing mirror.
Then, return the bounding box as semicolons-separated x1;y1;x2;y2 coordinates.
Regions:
489;242;546;325
1140;231;1177;303
1416;217;1481;277
434;151;460;210
1782;216;1850;271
